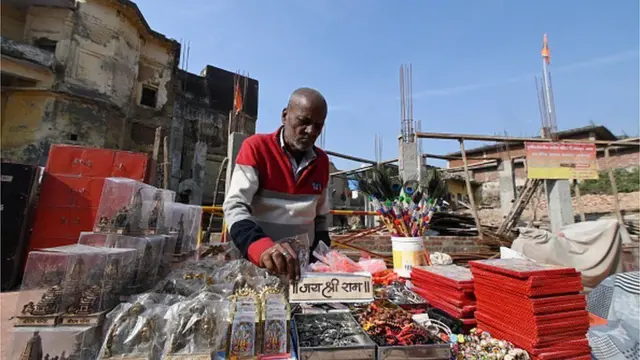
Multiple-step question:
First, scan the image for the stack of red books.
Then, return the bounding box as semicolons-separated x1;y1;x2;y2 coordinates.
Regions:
410;265;476;330
470;259;591;360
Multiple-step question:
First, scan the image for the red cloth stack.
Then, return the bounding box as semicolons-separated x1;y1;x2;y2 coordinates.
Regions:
410;265;477;329
469;259;591;360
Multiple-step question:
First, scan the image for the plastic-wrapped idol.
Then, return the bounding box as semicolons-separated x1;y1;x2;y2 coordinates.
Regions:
93;178;175;236
77;232;165;294
15;245;135;327
165;202;203;257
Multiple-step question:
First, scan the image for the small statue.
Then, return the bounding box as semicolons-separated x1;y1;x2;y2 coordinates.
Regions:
193;315;217;350
174;214;185;254
29;285;63;315
128;189;144;233
98;216;109;231
20;331;43;360
111;207;128;229
22;302;35;315
103;303;146;358
147;191;165;232
67;285;100;315
102;258;120;307
136;243;154;288
131;317;157;355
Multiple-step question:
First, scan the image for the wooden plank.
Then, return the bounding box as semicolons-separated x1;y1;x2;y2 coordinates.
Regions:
459;139;483;238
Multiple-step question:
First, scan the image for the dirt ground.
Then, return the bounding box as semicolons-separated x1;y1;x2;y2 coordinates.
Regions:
476;191;640;226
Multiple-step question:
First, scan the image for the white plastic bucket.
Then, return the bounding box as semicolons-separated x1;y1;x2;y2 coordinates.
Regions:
391;236;426;278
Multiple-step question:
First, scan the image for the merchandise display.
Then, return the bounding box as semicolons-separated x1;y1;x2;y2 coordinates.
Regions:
11;163;603;360
166;202;203;256
356;301;442;347
261;287;291;357
228;286;260;358
10;325;101;360
159;234;178;278
16;246;134;327
94;178;174;236
449;328;530;360
411;265;477;329
470;259;591;360
162;296;232;358
77;232;166;294
375;281;425;306
293;312;377;359
98;301;167;359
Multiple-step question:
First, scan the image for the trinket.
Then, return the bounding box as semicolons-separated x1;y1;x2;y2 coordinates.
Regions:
451;328;530;360
260;287;290;355
295;313;369;348
375;281;425;305
358;301;437;346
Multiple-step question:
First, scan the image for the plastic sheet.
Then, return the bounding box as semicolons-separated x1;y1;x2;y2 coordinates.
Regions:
311;242;363;273
358;258;387;274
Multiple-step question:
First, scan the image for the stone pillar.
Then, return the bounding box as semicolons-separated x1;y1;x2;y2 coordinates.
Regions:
225;132;248;196
499;159;517;216
545;179;574;233
399;140;424;185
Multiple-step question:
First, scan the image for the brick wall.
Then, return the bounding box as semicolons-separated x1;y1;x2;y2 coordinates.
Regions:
335;235;490;255
597;147;640;171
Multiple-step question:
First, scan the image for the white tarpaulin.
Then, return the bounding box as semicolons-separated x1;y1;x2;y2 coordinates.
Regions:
511;219;630;291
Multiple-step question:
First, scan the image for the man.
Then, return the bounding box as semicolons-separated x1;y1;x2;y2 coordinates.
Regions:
223;88;331;282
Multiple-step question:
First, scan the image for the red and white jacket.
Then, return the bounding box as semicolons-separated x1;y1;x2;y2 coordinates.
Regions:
223;127;331;265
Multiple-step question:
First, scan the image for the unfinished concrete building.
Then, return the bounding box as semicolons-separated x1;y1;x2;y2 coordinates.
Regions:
1;0;259;204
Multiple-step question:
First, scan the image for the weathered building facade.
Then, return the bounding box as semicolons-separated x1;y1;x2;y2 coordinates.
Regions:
172;66;258;204
1;0;179;166
1;0;260;204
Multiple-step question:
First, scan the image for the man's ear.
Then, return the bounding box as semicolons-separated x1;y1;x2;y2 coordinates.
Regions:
281;107;287;124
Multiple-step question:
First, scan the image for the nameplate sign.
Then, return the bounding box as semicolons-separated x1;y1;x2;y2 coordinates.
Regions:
289;272;373;303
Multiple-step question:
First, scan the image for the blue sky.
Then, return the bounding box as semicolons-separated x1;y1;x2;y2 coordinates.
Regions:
136;0;639;170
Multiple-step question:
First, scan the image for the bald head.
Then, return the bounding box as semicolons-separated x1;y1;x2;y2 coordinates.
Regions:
282;87;327;153
288;88;327;113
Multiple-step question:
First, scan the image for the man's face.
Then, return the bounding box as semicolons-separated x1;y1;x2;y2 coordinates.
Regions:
282;98;326;152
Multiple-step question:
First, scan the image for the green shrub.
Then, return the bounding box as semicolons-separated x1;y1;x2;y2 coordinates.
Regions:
573;168;640;195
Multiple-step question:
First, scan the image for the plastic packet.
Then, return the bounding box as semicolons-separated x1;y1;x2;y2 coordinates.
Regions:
276;233;311;269
127;292;185;306
312;241;364;273
358;258;387;274
162;298;233;356
99;302;168;359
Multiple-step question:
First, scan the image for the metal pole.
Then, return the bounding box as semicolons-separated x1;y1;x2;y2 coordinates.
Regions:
459;139;483;238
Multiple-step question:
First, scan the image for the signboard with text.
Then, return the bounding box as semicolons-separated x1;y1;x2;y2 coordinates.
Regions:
289;272;373;303
526;142;598;180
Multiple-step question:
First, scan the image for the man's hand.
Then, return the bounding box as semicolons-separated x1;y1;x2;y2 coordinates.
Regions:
259;243;301;282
